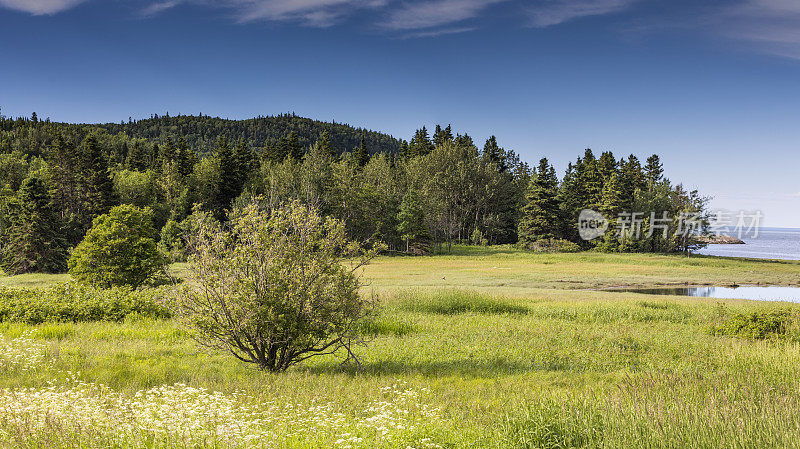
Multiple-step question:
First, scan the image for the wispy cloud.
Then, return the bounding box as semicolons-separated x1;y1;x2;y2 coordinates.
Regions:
527;0;637;28
0;0;87;15
233;0;388;27
401;26;477;38
379;0;505;31
716;0;800;60
0;0;642;38
141;0;184;17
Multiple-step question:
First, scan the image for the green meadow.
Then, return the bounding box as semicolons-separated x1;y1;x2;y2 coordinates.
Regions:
2;247;800;448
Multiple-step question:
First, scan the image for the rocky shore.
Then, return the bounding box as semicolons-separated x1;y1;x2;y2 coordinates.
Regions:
696;234;746;244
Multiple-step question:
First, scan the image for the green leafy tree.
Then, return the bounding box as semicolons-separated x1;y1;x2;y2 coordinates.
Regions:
172;200;382;372
518;158;562;245
397;189;427;252
1;175;68;274
68;205;167;288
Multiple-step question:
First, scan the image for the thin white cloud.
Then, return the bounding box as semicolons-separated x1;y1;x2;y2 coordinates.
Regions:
379;0;505;31
233;0;387;26
402;26;476;38
0;0;87;15
527;0;637;28
139;0;387;27
141;0;184;17
717;0;800;60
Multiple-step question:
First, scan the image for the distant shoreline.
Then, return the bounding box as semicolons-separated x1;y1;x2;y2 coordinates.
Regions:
697;235;745;244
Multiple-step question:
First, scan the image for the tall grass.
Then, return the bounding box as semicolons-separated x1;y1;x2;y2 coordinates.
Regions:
3;249;800;447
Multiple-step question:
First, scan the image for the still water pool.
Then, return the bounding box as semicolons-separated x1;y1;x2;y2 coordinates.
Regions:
613;286;800;303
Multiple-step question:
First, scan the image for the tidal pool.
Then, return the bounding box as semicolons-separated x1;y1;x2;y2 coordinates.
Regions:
613;286;800;303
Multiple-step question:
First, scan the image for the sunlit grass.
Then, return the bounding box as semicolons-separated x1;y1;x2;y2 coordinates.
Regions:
3;248;800;447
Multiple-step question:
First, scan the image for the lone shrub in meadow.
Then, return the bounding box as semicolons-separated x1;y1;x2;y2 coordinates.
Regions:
173;200;381;372
68;205;167;288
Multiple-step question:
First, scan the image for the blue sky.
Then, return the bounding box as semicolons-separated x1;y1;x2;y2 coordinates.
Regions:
1;0;800;226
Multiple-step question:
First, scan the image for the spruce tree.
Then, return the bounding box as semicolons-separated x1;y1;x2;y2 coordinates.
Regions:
176;137;197;177
619;155;645;209
518;158;561;245
575;149;603;210
433;124;453;147
318;130;337;159
234;140;257;178
483;136;508;172
597;151;617;183
286;131;303;160
79;134;117;227
126;140;149;171
354;134;369;166
1;175;67;274
398;140;410;160
644;154;664;188
215;136;240;216
408;127;433;157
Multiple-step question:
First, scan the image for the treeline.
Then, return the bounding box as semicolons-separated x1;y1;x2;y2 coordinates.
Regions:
0;112;401;157
0;111;707;275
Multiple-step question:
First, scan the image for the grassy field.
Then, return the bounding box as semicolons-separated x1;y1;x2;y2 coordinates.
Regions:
2;247;800;447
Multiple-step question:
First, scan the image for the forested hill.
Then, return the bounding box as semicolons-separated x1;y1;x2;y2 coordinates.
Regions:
1;112;402;156
95;113;402;155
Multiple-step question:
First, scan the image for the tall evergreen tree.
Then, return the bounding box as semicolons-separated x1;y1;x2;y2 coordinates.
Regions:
597;151;618;183
619;155;645;209
125;140;149;171
408;127;433;157
518;158;562;244
353;134;370;167
176;137;197;178
215;136;240;216
644;154;664;188
575;149;603;210
483;136;509;172
317;130;337;159
398;140;410;159
433;124;453;147
1;175;68;274
285;131;303;160
454;133;474;148
598;171;625;252
79;134;117;227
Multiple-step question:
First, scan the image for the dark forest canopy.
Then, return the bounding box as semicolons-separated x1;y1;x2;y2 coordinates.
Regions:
0;111;402;157
0;110;708;275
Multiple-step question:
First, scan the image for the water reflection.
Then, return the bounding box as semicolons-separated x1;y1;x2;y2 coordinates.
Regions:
613;286;800;303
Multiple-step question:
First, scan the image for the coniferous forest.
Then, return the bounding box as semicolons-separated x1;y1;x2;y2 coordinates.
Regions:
0;111;707;275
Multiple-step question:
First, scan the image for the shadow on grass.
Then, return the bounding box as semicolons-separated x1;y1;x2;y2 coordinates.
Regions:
302;357;584;377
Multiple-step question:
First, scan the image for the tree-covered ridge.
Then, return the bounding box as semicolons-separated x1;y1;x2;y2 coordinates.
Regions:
0;110;707;276
0;112;401;157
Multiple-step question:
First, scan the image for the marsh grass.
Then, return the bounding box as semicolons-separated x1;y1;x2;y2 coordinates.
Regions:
503;370;800;449
3;249;800;447
709;304;800;341
397;289;528;315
